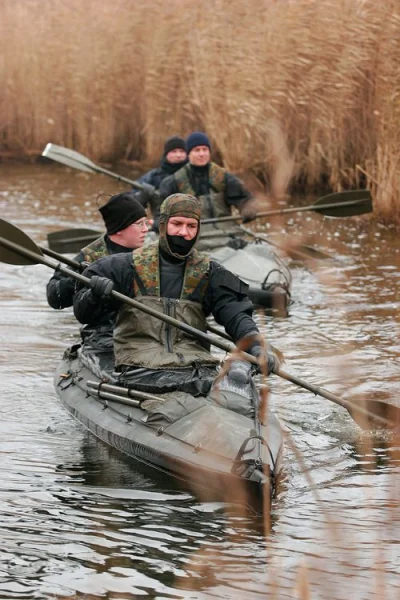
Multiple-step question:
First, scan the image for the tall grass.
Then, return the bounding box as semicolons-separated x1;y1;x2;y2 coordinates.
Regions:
1;0;399;220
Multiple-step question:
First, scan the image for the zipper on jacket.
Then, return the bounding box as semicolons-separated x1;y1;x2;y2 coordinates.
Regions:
205;194;216;219
163;298;173;353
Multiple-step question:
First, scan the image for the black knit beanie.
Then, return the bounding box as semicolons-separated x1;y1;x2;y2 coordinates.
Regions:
163;136;186;156
99;192;146;235
185;131;211;155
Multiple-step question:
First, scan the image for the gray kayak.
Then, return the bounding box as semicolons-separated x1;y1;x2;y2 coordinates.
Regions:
54;344;284;513
208;241;292;314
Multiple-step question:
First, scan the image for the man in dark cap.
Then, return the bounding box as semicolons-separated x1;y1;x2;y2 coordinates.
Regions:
73;193;280;393
47;191;148;310
158;132;258;246
134;136;187;213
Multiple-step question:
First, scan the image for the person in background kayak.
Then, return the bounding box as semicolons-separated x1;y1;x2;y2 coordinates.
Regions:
134;136;188;214
73;193;280;394
46;191;148;310
157;132;259;242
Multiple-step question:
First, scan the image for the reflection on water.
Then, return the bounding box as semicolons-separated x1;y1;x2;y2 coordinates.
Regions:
0;164;399;599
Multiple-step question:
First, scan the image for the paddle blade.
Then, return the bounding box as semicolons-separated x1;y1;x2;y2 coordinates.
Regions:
42;143;98;174
348;398;400;431
314;190;373;217
47;228;101;253
0;219;43;265
286;243;334;262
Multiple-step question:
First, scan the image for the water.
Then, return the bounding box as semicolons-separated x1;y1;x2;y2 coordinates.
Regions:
0;163;399;599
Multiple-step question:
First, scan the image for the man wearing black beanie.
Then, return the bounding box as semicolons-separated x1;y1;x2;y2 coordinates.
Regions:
158;131;258;247
47;192;148;311
134;136;188;215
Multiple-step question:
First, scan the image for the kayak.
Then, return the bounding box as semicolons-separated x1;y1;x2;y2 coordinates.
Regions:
54;343;284;514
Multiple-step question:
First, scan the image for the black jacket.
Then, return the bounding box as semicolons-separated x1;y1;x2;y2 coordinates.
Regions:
134;157;188;210
159;163;252;208
137;157;187;190
154;163;253;231
46;237;132;310
73;250;259;345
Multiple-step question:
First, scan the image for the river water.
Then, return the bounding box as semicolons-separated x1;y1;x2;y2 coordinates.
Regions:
0;163;399;600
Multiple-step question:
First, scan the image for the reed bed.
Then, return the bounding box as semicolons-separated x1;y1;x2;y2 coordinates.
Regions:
1;0;399;220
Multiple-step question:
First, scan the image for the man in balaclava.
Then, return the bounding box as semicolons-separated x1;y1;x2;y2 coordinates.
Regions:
73;194;280;393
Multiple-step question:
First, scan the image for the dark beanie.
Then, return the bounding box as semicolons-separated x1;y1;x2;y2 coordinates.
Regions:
99;192;146;235
185;131;211;155
163;136;186;156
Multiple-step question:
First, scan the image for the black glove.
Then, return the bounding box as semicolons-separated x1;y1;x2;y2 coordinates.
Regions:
140;182;157;200
250;343;282;374
53;264;76;296
241;199;258;223
227;360;252;384
227;237;248;250
89;275;114;299
241;210;258;224
79;261;91;274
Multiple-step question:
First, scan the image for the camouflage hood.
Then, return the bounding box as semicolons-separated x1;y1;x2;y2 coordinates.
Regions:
158;193;202;259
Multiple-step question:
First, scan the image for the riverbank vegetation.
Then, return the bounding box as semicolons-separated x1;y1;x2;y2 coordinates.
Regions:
1;0;399;221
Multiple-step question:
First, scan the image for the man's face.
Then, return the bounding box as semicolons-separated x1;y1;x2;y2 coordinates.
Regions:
165;148;187;164
167;216;199;240
113;217;149;248
188;145;210;167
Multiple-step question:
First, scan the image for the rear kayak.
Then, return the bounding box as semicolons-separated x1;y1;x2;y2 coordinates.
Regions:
209;241;291;314
55;343;284;514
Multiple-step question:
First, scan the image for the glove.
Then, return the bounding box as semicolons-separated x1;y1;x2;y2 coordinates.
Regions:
227;360;252;384
227;237;248;250
241;210;258;224
250;343;282;374
79;261;91;274
140;182;157;199
241;199;259;223
89;275;114;299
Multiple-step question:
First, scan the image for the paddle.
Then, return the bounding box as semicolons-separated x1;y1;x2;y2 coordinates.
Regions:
47;228;101;253
46;226;244;254
47;224;333;263
239;225;334;262
45;189;371;256
0;218;397;431
42;143;152;193
202;190;373;225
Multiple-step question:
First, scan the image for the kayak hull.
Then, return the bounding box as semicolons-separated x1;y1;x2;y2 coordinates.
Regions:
54;345;284;514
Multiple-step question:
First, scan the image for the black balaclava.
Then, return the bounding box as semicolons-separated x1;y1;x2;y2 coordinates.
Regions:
158;194;201;259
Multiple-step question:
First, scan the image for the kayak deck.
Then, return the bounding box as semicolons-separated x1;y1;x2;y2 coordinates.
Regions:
54;344;284;512
209;241;291;314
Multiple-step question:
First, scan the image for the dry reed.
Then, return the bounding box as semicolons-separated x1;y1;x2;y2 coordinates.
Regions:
0;0;399;220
